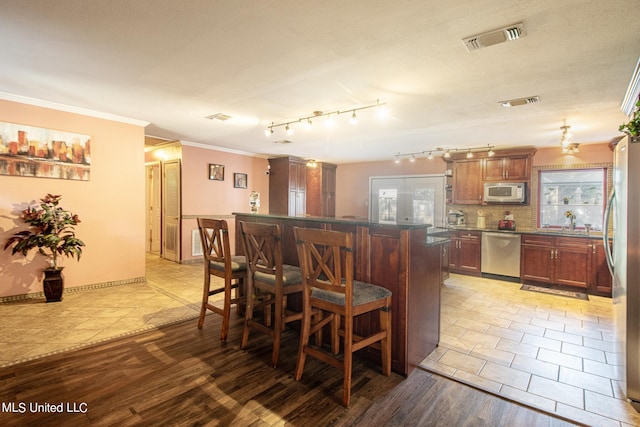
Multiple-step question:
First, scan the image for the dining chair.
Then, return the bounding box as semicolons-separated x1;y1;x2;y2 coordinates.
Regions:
293;226;392;407
238;221;304;368
196;218;247;342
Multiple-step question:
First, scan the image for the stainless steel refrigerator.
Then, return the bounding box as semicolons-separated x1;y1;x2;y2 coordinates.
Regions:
604;135;640;411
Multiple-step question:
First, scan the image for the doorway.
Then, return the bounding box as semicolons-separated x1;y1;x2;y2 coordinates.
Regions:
145;162;161;254
162;160;181;262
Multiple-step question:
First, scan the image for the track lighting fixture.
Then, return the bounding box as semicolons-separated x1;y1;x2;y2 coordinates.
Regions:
392;145;495;163
264;99;386;136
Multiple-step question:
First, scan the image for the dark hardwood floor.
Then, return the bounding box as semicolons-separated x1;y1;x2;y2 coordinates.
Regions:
0;314;579;426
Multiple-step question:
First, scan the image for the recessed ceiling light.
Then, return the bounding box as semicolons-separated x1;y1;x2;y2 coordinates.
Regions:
205;113;232;121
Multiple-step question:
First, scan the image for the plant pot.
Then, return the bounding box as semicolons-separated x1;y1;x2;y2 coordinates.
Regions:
43;267;64;302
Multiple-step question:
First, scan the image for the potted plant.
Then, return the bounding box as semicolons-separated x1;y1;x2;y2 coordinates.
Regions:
619;98;640;140
3;194;85;302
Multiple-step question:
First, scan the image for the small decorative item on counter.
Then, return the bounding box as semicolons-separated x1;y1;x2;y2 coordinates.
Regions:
249;191;260;213
504;210;514;220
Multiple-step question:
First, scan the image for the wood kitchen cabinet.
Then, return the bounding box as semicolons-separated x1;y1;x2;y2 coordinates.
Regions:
520;234;591;290
452;160;483;204
445;148;535;205
449;230;482;276
589;239;613;297
483;154;531;181
268;156;307;216
306;162;337;217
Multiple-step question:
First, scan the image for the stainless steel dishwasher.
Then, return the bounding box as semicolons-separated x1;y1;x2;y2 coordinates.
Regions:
481;232;521;279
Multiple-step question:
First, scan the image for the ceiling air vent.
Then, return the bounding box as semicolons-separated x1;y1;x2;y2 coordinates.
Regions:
463;22;525;52
499;96;540;108
273;140;293;144
205;113;232;121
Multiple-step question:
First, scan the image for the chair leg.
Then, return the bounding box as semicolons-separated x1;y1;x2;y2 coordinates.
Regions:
332;314;340;355
380;302;392;376
295;299;312;381
342;319;353;407
220;280;232;343
197;274;211;329
271;295;284;368
240;281;254;350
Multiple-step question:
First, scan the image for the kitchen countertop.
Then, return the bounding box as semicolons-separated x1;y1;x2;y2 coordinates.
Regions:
430;225;607;239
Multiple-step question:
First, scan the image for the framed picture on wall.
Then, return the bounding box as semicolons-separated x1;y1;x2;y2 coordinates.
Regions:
234;173;248;189
209;164;224;181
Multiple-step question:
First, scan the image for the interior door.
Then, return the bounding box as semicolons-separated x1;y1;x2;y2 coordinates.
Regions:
145;163;161;253
162;160;181;262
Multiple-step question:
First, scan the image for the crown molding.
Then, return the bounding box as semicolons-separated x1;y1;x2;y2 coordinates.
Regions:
0;92;149;127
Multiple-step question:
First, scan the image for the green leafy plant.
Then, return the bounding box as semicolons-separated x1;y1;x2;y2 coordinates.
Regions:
4;194;85;269
619;99;640;136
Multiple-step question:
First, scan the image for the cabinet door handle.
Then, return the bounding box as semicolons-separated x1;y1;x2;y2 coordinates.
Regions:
551;249;554;259
555;249;559;259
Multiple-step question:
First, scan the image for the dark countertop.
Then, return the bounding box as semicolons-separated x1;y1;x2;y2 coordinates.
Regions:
426;235;450;246
430;225;606;240
233;212;433;230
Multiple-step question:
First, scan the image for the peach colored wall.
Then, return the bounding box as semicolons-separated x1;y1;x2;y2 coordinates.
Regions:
335;157;447;217
180;144;269;260
533;143;613;166
0;99;146;298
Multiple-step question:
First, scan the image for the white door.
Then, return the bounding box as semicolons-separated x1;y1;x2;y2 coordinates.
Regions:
145;163;161;253
162;160;181;262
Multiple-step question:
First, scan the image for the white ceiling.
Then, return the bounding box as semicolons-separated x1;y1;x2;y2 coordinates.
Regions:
1;0;639;164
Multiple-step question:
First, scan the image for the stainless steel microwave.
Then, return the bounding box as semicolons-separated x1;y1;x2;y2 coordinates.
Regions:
483;182;526;203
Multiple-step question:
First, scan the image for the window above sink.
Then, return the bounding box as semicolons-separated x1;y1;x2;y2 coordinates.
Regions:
538;168;607;231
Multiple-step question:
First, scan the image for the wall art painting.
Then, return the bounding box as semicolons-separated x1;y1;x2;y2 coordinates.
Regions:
209;163;224;181
234;173;247;188
0;121;91;181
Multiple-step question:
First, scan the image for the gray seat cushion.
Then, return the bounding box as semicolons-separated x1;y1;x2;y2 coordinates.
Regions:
254;264;302;287
312;280;391;306
210;255;247;272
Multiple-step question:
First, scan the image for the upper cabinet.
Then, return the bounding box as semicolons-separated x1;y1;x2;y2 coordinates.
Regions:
445;148;536;205
452;159;483;204
483;154;531;181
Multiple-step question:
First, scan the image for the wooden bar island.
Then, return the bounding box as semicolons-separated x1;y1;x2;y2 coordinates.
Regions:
234;213;447;376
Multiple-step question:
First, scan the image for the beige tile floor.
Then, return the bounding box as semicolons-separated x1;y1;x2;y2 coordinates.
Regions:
420;274;640;427
0;254;206;367
2;255;640;426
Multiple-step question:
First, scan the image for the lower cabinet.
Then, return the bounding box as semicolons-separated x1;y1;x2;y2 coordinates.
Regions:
590;239;613;297
520;234;612;296
449;230;482;276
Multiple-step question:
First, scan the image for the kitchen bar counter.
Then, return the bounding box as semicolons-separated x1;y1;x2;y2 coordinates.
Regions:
233;212;446;376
